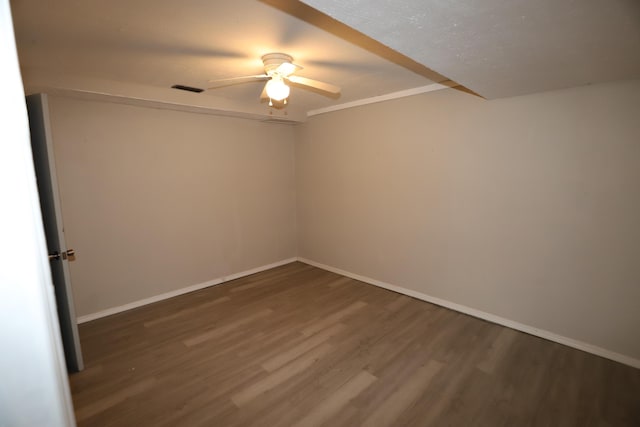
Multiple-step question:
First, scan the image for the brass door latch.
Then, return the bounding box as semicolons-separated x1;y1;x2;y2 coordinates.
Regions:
48;249;76;261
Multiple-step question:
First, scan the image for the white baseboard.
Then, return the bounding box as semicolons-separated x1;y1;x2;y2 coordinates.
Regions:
297;257;640;370
76;257;297;324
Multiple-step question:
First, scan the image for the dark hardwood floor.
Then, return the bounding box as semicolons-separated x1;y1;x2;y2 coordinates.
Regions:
69;262;640;426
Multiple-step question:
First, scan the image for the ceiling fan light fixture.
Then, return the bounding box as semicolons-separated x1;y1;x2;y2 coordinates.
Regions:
207;53;340;106
265;77;290;101
277;62;298;76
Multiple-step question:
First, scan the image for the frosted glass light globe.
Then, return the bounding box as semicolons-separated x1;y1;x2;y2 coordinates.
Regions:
266;77;290;101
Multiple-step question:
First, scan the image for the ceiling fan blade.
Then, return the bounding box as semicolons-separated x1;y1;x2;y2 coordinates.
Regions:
207;74;269;89
287;75;340;94
260;83;269;100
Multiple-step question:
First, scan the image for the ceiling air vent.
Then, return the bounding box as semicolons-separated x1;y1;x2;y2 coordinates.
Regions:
171;84;204;93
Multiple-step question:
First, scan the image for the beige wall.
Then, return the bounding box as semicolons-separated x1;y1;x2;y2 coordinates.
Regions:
48;96;297;317
46;81;639;362
295;80;640;360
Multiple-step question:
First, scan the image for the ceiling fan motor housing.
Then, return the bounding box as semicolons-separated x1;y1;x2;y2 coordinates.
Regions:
262;53;294;74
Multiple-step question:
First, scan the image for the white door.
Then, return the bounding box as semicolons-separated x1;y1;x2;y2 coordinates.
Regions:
27;93;84;372
1;0;77;423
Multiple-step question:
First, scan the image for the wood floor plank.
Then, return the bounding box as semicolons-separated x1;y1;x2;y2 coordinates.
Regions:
327;276;353;288
301;300;367;336
69;262;640;427
231;342;333;407
262;322;346;372
361;359;443;427
74;376;157;422
291;370;378;427
144;295;231;328
476;327;519;374
182;308;273;347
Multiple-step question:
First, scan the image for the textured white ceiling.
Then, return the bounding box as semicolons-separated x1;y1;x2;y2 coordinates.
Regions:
10;0;445;121
302;0;640;99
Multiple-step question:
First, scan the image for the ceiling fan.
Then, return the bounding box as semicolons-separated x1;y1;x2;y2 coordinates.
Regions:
207;53;341;106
